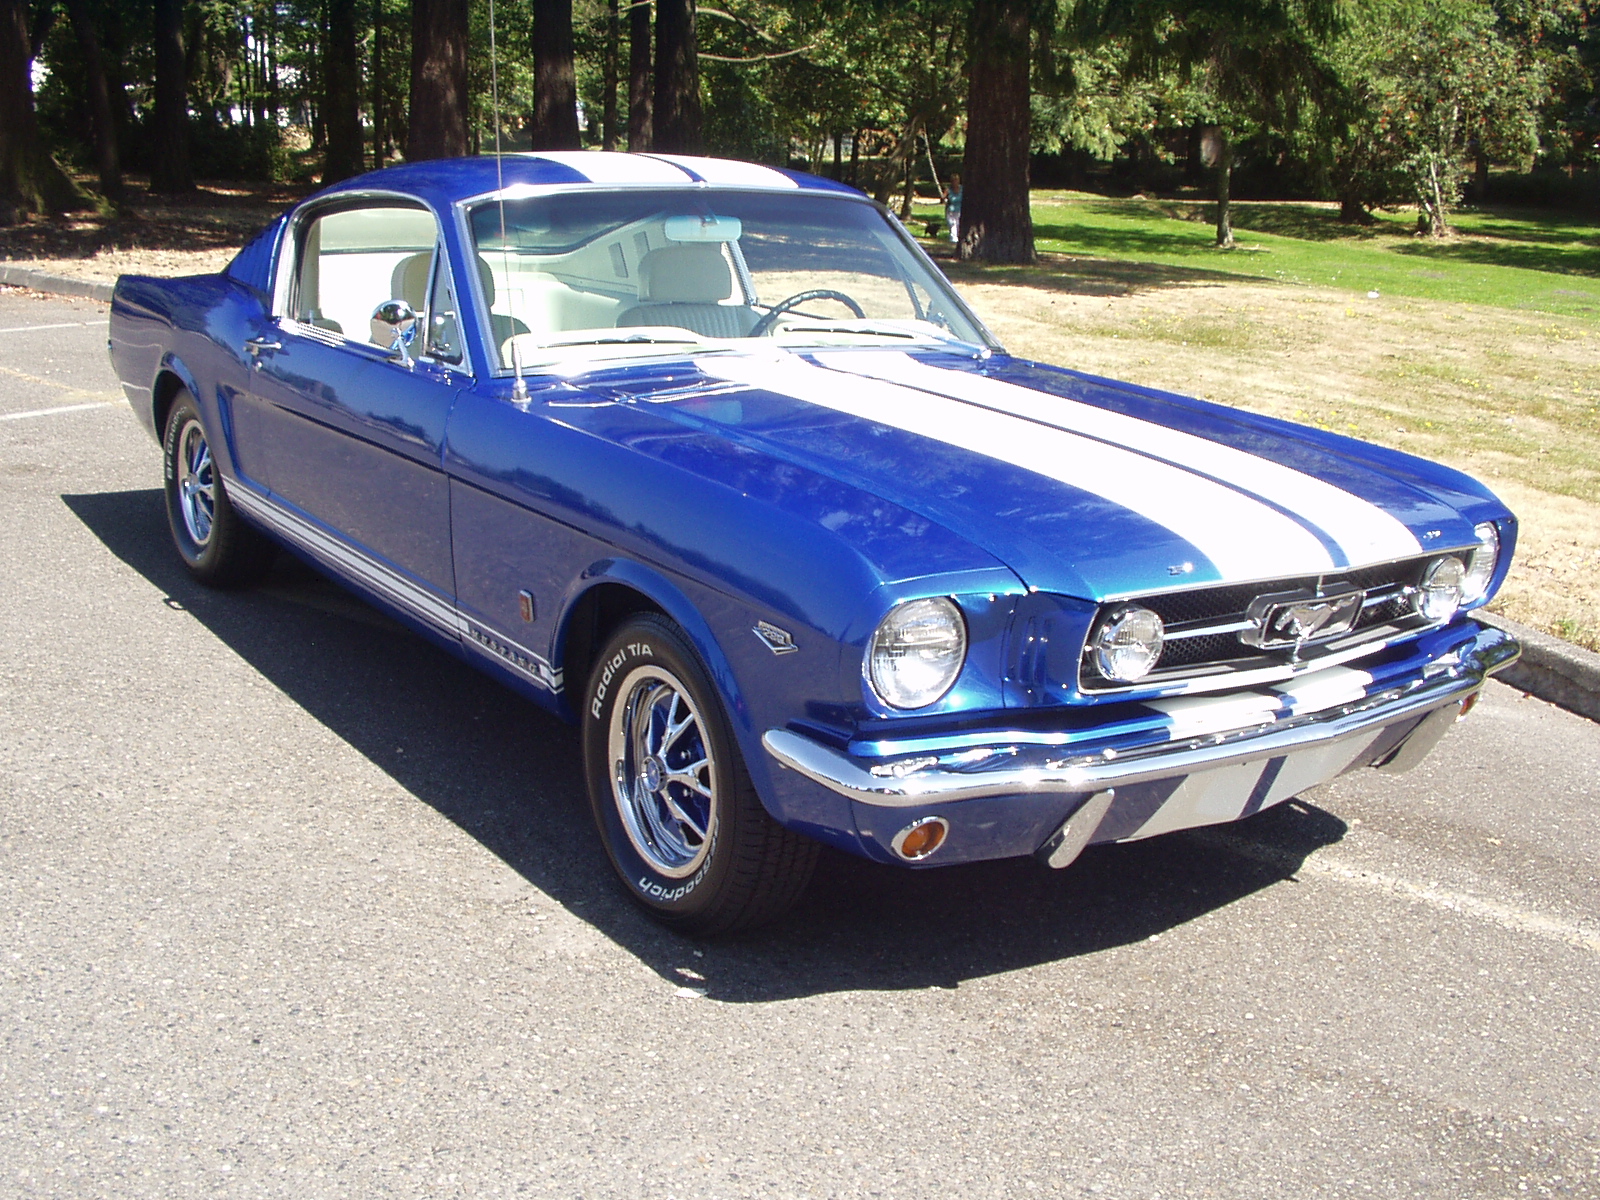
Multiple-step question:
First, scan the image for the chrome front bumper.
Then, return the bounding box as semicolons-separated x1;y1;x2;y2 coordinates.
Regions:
762;623;1520;815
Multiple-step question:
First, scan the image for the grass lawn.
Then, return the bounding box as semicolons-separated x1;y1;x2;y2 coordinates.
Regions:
915;193;1600;319
916;193;1600;651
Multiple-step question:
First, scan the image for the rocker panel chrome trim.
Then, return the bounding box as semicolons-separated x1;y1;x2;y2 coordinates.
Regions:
228;478;564;693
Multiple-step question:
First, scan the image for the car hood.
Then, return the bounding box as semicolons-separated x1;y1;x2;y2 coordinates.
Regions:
587;346;1505;601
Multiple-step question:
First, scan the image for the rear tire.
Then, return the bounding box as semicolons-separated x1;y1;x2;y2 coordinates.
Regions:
161;390;275;587
582;614;817;934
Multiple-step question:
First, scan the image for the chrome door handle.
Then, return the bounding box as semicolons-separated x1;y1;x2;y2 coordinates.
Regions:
244;336;282;355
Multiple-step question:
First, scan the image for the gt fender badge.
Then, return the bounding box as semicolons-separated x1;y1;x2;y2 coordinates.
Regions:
753;620;798;655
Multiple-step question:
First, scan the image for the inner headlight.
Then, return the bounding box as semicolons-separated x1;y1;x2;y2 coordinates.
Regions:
1090;604;1165;682
1461;522;1500;604
867;597;967;709
1417;555;1466;623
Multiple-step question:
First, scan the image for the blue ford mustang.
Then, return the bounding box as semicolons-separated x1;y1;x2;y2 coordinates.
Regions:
109;152;1520;932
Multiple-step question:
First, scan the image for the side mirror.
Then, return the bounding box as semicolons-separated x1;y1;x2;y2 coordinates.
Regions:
370;299;418;364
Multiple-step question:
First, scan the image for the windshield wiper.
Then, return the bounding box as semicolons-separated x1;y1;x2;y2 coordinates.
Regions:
774;320;990;357
538;331;713;348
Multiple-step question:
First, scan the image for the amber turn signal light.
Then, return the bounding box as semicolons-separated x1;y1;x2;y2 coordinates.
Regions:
891;816;949;861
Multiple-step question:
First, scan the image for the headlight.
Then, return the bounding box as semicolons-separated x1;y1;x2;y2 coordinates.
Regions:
1461;522;1500;604
867;598;967;709
1417;555;1466;622
1090;604;1165;682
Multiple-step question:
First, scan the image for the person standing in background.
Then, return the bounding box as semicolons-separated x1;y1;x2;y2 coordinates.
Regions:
944;174;963;243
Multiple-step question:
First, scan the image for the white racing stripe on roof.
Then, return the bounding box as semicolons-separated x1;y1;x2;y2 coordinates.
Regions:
644;155;800;189
702;352;1336;580
527;151;691;185
815;351;1423;569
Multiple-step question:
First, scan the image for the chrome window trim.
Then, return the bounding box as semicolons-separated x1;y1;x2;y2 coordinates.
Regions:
413;238;472;378
270;188;474;379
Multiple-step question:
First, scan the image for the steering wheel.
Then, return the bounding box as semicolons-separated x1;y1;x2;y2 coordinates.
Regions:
749;289;866;337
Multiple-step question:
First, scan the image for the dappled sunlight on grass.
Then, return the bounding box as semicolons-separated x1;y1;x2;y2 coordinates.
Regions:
917;193;1600;318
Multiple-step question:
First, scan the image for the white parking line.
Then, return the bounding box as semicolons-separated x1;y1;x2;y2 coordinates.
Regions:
1194;826;1600;956
0;321;101;334
0;400;123;421
1302;856;1600;955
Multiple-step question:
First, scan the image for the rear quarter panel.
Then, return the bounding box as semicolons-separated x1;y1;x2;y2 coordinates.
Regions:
109;274;274;487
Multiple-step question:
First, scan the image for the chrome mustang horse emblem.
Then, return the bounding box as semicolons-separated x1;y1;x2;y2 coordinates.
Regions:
1243;586;1365;651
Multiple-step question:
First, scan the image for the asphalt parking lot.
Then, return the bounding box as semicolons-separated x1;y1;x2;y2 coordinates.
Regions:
1;287;1597;1199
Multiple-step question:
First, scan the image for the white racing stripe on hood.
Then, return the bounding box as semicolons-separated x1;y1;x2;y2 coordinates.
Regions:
813;351;1423;569
702;352;1336;579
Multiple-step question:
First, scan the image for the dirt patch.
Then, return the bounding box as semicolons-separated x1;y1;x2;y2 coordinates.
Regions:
0;177;304;284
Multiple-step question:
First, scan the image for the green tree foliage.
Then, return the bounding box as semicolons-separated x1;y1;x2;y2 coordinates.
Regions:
6;0;1594;230
1088;0;1342;245
1326;0;1551;234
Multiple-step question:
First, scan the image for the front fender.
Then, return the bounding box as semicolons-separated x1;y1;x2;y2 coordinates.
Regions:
552;556;862;852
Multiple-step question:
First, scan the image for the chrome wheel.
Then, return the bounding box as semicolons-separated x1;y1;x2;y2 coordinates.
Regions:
175;418;215;547
608;664;717;878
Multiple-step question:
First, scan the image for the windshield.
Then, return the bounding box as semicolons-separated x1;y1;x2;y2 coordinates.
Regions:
466;189;992;369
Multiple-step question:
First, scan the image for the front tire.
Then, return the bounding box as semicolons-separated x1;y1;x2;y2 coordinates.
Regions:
161;390;274;586
582;614;817;934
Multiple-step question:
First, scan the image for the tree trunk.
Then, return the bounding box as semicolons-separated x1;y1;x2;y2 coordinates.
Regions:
28;0;55;60
899;137;915;218
958;0;1033;263
1473;139;1488;203
531;0;580;149
322;0;363;182
601;0;618;151
371;0;383;168
150;0;193;192
652;0;700;153
1429;158;1450;238
64;0;121;201
831;130;842;180
407;0;469;161
848;127;859;186
1214;136;1234;248
1337;192;1370;224
627;0;651;149
0;0;81;219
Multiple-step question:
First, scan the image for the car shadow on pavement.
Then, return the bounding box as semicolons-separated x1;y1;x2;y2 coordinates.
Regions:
65;488;1350;1002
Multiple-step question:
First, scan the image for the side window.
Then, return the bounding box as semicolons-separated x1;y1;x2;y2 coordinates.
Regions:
289;204;438;344
423;251;464;366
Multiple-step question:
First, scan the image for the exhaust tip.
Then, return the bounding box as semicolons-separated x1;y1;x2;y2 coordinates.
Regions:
891;816;949;861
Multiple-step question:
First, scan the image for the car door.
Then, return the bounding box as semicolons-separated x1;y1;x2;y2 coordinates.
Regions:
242;198;469;629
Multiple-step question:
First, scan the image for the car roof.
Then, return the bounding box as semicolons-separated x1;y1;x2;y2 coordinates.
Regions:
312;151;865;212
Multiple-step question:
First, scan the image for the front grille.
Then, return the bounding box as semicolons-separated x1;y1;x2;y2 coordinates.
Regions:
1079;554;1454;693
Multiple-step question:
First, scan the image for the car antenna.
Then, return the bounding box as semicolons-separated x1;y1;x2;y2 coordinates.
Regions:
487;0;528;404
